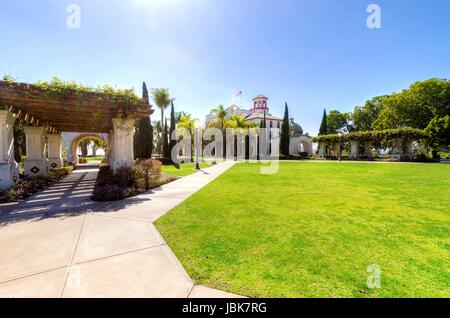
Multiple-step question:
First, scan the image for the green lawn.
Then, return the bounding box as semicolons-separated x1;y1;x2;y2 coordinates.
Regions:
162;162;212;177
156;162;450;298
80;156;104;163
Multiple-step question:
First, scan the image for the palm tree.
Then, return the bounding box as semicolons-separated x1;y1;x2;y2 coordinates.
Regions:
152;88;171;154
225;115;256;159
177;114;196;131
210;105;227;129
177;114;197;162
225;114;254;129
175;111;191;124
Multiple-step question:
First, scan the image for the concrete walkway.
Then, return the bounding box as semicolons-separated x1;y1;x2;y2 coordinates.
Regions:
0;166;101;226
0;161;240;298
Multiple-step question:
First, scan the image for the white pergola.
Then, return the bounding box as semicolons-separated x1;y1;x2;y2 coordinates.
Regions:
0;81;153;191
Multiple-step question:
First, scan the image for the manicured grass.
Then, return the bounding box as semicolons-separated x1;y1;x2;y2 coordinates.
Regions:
156;162;450;298
80;156;104;162
162;162;212;177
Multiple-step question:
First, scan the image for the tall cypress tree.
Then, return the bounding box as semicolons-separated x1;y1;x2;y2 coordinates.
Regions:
319;109;328;135
169;101;176;160
163;119;170;159
280;102;291;156
134;82;153;159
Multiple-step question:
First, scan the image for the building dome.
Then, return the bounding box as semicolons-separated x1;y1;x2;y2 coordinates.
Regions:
290;118;304;136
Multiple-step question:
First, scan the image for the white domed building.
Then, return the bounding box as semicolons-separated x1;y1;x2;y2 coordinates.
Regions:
206;95;313;157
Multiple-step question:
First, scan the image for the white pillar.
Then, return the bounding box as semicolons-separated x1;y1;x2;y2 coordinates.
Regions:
318;142;326;158
47;134;63;170
363;142;372;158
108;130;115;166
350;141;359;159
24;127;48;177
0;110;19;191
332;143;341;157
392;138;404;161
110;118;135;170
404;139;414;159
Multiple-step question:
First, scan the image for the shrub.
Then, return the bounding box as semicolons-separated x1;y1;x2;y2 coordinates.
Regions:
313;127;428;144
114;165;141;188
137;159;162;190
91;185;130;202
96;164;114;187
91;161;171;202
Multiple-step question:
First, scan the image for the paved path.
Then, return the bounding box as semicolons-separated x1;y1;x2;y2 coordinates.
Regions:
0;161;240;298
0;166;100;226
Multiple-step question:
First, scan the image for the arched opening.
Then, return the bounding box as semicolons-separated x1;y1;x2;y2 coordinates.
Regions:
70;134;109;166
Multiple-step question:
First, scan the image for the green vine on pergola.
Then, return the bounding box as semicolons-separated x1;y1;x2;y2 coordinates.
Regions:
3;75;144;116
313;128;429;144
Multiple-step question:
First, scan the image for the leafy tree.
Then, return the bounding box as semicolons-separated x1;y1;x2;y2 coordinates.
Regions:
425;115;450;158
151;88;171;154
352;96;385;131
280;102;291;156
327;110;351;134
374;78;450;130
319;109;328;135
92;138;107;157
79;140;89;157
134;82;153;159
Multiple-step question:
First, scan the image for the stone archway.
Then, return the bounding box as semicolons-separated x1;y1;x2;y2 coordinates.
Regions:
63;133;109;165
290;136;313;157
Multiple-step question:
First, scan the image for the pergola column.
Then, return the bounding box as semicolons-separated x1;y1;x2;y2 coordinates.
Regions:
318;142;326;158
363;141;373;159
332;143;341;158
24;126;48;177
392;138;404;161
0;110;19;190
47;134;63;170
404;139;414;160
350;141;359;159
110;118;135;170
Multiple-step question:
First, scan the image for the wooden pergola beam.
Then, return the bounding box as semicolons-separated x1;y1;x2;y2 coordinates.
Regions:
0;80;153;133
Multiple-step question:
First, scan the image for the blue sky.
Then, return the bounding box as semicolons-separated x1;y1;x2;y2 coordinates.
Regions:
1;0;449;135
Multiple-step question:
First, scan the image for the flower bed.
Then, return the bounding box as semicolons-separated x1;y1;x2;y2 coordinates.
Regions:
0;166;74;203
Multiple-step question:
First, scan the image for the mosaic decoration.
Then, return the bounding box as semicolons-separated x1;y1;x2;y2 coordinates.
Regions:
30;166;40;174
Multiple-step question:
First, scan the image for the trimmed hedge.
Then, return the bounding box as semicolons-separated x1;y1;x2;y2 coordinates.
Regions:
313;127;428;143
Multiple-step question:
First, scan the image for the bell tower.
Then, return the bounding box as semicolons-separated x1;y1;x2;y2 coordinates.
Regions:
252;95;269;113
